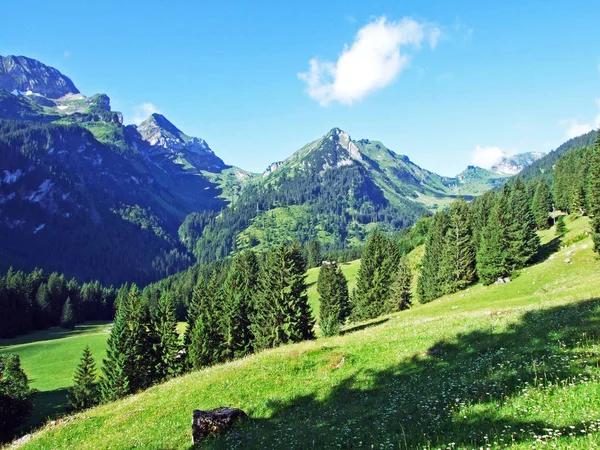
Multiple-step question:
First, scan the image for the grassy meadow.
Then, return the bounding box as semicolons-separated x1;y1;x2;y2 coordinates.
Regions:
9;216;600;449
0;322;111;429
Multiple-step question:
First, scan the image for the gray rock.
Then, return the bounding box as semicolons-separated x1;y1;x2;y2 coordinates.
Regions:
0;55;79;98
192;407;248;443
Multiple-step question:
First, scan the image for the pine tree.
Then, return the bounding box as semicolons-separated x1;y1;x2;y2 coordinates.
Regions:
531;179;553;229
153;293;181;381
251;243;314;350
34;282;52;329
67;346;99;410
440;198;477;294
385;257;412;313
100;291;130;402
476;185;515;284
317;261;350;337
221;251;258;360
589;130;600;253
417;212;448;303
352;230;399;318
555;216;567;236
127;286;161;392
187;273;223;370
306;240;322;268
508;178;540;269
60;297;76;329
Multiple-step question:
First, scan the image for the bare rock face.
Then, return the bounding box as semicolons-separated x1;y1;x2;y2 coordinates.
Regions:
0;55;79;99
192;407;248;443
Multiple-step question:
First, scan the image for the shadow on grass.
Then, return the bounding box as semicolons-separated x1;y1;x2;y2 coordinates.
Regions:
533;236;562;264
0;321;110;348
0;388;71;444
340;317;389;335
195;298;600;449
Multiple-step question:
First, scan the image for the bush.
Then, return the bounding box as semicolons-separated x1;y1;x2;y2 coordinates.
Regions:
0;354;35;439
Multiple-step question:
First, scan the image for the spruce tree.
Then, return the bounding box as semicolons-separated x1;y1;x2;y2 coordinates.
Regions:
100;292;130;402
352;230;399;318
476;191;512;284
68;345;99;410
187;273;223;370
251;243;314;350
221;251;258;360
508;178;540;269
385;257;412;313
153;293;181;381
531;179;553;229
589;130;600;253
34;282;52;329
417;212;448;303
0;353;34;438
60;297;76;329
440;198;476;294
306;240;322;269
317;261;350;337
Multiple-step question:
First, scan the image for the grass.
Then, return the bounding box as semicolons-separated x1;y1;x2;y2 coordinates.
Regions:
11;216;600;449
0;322;111;429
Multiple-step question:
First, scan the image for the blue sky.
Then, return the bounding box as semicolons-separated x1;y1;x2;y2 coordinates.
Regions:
1;0;599;176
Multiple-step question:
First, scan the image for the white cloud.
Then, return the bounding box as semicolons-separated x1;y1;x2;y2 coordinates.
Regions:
298;17;441;106
560;99;600;139
471;146;507;169
131;103;161;125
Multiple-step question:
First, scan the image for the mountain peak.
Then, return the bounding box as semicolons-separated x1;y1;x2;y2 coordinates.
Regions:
140;113;182;135
0;55;79;99
490;151;545;175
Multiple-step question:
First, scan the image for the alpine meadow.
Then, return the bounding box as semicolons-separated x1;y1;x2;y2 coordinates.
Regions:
1;2;600;449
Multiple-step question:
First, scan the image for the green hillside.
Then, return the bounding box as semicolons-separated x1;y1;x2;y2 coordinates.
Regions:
13;217;600;449
0;323;110;429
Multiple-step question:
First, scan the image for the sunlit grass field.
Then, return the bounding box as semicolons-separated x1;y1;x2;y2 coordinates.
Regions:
12;217;600;449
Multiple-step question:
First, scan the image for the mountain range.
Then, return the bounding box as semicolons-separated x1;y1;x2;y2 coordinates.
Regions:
0;55;548;284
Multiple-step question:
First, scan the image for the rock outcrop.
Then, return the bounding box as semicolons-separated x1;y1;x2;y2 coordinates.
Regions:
191;407;248;443
0;55;79;99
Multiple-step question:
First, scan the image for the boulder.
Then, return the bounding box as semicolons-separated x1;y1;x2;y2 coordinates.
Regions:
192;407;248;443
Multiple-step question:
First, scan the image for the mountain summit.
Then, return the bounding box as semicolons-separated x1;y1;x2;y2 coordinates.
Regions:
0;55;80;98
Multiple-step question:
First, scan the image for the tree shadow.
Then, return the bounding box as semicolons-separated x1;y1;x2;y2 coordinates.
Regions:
1;388;71;444
340;317;389;335
532;236;562;264
0;322;110;348
193;298;600;449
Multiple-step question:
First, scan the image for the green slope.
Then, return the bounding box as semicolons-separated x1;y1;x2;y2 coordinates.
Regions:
16;217;600;450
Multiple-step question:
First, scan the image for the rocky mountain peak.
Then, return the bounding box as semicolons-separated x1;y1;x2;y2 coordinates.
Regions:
490;151;545;175
0;55;80;99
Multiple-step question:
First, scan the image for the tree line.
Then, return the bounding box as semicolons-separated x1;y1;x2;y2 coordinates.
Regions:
0;267;116;338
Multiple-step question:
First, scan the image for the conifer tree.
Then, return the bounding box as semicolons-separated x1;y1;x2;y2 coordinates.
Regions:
352;230;399;318
385;257;412;313
68;346;99;410
127;286;161;393
317;261;350;337
251;243;314;350
508;178;540;269
0;353;34;438
60;297;76;329
153;293;181;380
100;291;130;402
589;130;600;253
34;282;52;329
476;189;512;284
221;251;258;360
532;179;553;229
187;273;223;369
417;212;448;303
440;198;477;294
306;240;322;268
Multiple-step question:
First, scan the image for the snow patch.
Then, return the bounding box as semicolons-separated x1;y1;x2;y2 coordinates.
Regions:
26;179;53;202
33;223;45;234
3;169;22;184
